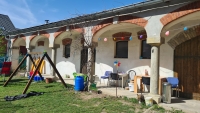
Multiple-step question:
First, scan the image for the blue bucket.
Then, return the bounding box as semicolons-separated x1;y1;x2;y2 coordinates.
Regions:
74;76;84;91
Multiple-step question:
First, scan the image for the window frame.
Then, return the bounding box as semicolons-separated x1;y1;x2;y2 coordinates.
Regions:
140;39;151;59
62;38;72;58
115;41;128;58
64;44;71;58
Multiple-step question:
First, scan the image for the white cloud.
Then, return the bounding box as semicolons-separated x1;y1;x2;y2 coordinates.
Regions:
0;0;38;29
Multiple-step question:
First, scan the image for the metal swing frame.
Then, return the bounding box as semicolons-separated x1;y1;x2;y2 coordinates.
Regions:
3;52;68;94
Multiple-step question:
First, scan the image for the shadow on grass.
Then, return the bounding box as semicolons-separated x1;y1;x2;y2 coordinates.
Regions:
0;100;24;112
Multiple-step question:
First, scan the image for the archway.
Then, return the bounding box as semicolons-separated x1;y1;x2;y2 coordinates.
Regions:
160;4;200;99
54;30;83;78
92;22;149;84
12;38;26;70
30;35;51;74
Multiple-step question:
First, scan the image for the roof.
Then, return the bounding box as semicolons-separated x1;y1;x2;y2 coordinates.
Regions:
7;0;194;36
0;14;16;35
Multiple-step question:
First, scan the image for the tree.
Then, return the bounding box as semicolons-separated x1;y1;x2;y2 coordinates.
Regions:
0;29;7;56
69;14;98;91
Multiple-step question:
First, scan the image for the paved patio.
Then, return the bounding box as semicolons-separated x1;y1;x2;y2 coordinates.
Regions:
97;83;200;113
60;79;200;113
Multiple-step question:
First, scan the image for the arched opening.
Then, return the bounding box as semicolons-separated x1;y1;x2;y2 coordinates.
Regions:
30;35;51;74
12;38;26;70
93;22;149;84
161;10;200;100
54;31;83;78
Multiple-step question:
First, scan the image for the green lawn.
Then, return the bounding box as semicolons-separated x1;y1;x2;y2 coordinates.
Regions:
0;76;184;113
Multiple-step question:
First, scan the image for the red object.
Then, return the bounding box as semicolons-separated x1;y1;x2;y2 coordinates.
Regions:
29;71;38;76
118;62;121;66
1;62;12;75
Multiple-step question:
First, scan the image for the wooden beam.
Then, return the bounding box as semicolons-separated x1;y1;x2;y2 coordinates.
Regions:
23;55;45;94
28;54;44;79
44;52;68;88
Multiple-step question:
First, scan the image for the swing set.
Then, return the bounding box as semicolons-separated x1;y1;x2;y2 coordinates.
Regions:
3;52;68;94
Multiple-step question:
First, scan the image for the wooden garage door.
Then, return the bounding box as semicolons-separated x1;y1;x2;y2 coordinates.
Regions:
174;36;200;100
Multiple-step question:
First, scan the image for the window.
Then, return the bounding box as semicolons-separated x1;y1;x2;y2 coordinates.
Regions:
115;41;128;58
141;40;151;59
62;38;72;58
64;44;71;58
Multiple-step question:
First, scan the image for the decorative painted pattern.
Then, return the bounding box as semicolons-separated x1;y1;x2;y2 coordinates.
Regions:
38;41;44;46
54;26;66;38
13;34;25;42
92;15;147;35
29;32;37;41
160;1;200;26
39;31;50;38
69;25;84;33
91;18;113;35
118;15;147;27
30;31;50;41
54;25;84;38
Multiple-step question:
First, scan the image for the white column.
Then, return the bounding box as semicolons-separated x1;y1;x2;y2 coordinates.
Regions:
150;45;160;95
51;47;56;76
26;48;31;72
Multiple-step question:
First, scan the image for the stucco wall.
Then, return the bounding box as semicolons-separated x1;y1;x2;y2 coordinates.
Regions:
31;39;51;74
11;49;19;70
95;31;151;77
55;40;81;78
95;34;175;78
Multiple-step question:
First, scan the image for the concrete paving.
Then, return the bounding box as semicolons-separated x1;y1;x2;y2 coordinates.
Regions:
60;79;200;113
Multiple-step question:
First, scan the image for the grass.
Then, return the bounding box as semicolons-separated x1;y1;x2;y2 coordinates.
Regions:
0;76;184;113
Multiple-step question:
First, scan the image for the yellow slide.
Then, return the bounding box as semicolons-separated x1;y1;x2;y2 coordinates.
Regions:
30;58;45;73
39;60;45;73
31;58;40;71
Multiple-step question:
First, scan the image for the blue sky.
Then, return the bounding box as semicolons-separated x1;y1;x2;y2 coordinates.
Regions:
0;0;144;29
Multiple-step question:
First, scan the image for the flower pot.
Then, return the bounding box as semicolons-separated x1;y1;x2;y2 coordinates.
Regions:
46;78;53;83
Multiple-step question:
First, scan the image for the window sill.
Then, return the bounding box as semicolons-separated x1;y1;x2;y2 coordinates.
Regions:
114;56;128;58
140;57;151;59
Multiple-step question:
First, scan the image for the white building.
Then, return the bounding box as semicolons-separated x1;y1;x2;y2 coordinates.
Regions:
8;0;200;100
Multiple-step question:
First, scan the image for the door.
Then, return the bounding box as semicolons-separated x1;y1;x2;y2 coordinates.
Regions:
19;46;27;69
80;47;88;73
174;36;200;100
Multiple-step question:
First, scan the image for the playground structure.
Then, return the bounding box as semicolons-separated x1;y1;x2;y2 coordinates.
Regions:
3;52;68;94
30;54;45;75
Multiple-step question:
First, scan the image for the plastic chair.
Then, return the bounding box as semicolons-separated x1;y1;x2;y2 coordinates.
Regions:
125;70;136;88
110;73;122;87
141;77;150;92
100;71;112;86
166;77;179;97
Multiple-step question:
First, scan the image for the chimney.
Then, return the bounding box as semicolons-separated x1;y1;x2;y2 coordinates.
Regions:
45;20;49;24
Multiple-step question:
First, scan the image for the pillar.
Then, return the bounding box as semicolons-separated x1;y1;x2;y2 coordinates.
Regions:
26;48;31;72
150;45;160;95
51;47;56;76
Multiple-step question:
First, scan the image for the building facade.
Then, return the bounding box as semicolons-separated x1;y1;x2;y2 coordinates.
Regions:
8;0;200;100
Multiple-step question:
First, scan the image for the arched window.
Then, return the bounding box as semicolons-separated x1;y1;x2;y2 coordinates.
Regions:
62;38;72;58
113;32;131;58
